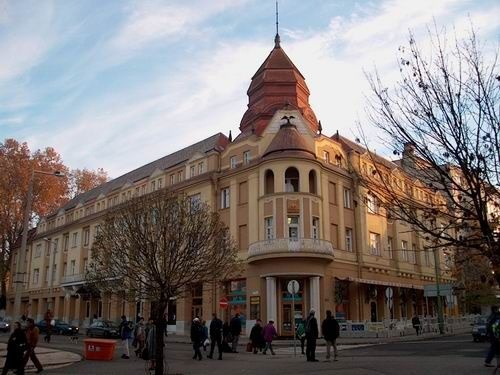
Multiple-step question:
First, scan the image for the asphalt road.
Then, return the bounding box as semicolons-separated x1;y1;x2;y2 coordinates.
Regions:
0;332;495;375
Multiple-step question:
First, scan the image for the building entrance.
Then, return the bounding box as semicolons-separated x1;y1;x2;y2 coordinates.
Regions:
279;278;305;337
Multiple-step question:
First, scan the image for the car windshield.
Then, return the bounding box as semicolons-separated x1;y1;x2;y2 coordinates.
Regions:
475;317;488;324
102;321;117;328
55;320;68;325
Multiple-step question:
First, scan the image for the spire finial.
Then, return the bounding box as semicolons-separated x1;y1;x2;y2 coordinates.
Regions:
274;1;280;48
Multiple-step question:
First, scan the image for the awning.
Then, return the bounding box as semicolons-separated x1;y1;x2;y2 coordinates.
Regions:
347;277;424;290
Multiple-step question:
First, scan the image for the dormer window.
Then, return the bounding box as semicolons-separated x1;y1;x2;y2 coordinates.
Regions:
323;151;330;164
198;162;204;174
190;165;196;178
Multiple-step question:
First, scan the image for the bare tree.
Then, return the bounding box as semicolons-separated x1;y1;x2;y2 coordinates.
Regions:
87;189;239;375
357;25;499;282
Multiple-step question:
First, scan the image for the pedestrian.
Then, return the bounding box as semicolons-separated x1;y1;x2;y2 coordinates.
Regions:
146;318;156;371
208;313;223;360
23;318;43;373
2;321;27;375
305;309;319;362
296;319;306;355
43;309;53;343
119;315;133;359
191;318;203;360
262;320;277;355
134;317;146;358
321;310;340;361
250;319;264;354
222;321;232;353
411;314;421;336
485;307;500;367
201;320;209;351
230;313;242;353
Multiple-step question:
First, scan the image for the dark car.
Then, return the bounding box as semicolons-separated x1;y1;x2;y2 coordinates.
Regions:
36;319;79;335
472;316;489;342
0;317;10;333
86;320;120;338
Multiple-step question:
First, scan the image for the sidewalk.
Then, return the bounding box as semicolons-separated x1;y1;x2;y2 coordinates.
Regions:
0;343;81;373
165;327;472;346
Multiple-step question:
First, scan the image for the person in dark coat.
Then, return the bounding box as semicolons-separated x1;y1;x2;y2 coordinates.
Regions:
485;307;500;367
208;313;223;360
222;320;232;353
230;313;242;353
2;322;27;375
305;309;319;362
190;318;203;360
411;315;421;336
250;319;264;354
321;310;340;361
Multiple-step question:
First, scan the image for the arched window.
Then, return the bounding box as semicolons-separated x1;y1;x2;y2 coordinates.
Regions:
309;170;317;194
285;167;299;192
265;170;274;194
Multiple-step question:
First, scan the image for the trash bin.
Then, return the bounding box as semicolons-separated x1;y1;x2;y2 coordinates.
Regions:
83;338;117;361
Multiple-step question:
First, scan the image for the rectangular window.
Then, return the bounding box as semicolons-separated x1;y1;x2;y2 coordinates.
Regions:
70;260;76;275
190;165;196;178
83;228;90;247
63;262;67;277
343;188;351;209
265;217;274;240
323;151;330;163
198;162;204;174
312;217;320;239
369;232;381;256
401;240;409;261
287;216;300;240
170;174;175;185
243;151;251;165
221;188;230;209
367;193;379;214
151;180;156;191
52;264;57;282
387;237;393;259
63;234;69;251
141;186;146;195
83;258;88;272
33;268;39;285
45;266;49;285
157;178;162;189
35;244;42;258
177;171;183;182
411;243;417;264
189;194;201;212
230;156;237;169
72;232;78;247
424;248;430;266
345;228;353;252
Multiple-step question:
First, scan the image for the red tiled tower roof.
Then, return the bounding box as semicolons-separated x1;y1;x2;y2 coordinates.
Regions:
263;117;316;160
239;36;319;136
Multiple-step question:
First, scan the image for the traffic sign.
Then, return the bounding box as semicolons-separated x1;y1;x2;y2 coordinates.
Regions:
219;297;229;309
287;280;300;294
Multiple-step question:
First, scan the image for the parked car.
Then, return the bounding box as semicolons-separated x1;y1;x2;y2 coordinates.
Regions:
0;317;10;333
472;316;489;342
36;319;79;335
86;320;120;338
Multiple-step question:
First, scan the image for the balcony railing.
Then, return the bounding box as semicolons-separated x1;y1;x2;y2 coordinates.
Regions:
248;238;334;260
60;273;85;285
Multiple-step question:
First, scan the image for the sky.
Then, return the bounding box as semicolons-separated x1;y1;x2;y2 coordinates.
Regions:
0;0;498;178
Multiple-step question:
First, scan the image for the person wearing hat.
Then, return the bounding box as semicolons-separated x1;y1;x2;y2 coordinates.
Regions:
262;320;277;355
305;309;319;362
190;318;203;360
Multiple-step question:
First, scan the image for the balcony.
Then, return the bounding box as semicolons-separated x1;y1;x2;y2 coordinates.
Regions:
247;238;334;263
60;273;85;286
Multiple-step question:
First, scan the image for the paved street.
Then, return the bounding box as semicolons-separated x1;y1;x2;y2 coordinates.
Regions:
0;332;497;375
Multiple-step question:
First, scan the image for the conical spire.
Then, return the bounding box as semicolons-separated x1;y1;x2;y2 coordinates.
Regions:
274;1;280;48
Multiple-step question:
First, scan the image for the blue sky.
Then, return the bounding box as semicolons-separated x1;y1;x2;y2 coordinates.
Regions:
0;0;498;177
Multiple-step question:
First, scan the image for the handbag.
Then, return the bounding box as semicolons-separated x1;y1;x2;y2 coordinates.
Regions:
203;338;210;347
246;342;253;352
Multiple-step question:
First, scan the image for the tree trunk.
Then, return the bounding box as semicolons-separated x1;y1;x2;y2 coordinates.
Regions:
154;299;168;375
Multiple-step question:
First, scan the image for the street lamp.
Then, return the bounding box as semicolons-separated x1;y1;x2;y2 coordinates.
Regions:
12;170;65;320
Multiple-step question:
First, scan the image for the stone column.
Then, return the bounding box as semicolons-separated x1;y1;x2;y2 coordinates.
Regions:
310;276;321;322
266;277;277;322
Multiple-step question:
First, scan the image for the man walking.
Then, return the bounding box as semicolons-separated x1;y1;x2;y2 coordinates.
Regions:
305;309;319;362
321;310;340;361
190;318;203;360
23;318;43;373
230;313;242;353
485;307;500;367
119;315;132;359
208;313;223;360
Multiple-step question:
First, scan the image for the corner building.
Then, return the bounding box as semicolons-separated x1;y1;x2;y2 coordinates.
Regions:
8;36;455;336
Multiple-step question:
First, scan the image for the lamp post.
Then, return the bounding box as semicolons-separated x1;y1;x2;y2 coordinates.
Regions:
433;247;445;334
12;170;65;320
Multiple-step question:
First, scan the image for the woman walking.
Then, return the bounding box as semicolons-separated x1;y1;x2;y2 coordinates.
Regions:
262;320;277;355
2;322;27;375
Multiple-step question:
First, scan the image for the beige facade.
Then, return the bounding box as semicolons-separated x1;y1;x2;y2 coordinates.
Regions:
7;37;456;336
